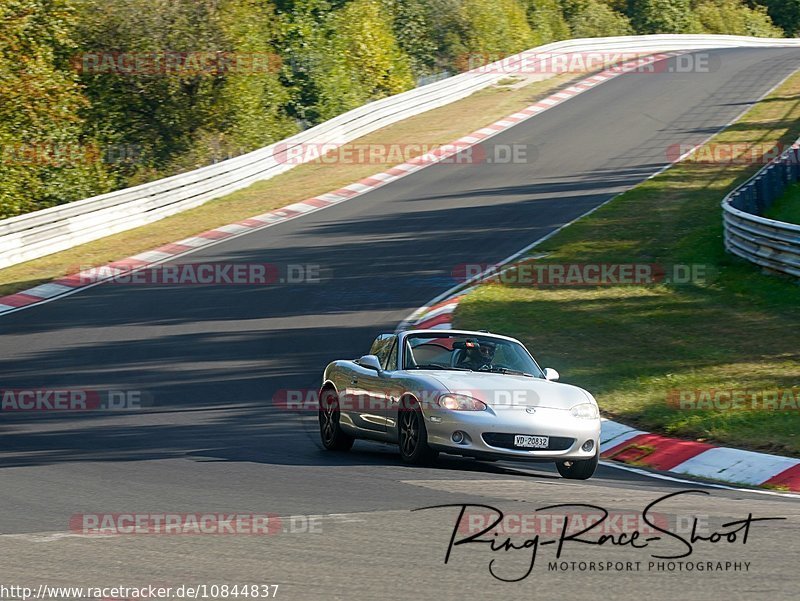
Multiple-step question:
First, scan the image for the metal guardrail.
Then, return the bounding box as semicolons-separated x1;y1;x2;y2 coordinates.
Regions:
3;34;800;270
722;141;800;279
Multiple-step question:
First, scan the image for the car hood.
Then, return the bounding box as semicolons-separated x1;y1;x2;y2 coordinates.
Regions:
427;371;592;410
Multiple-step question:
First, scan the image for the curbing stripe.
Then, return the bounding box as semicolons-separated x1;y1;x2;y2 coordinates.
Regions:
601;433;713;471
0;293;45;307
411;301;459;324
765;464;800;490
130;250;173;263
599;421;647;453
196;230;233;240
671;447;800;486
154;243;193;255
315;193;348;202
20;283;75;299
414;312;457;330
215;223;254;234
174;236;213;248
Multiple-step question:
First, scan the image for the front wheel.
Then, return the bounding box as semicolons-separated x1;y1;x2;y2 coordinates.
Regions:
556;450;598;480
319;389;354;451
398;400;438;465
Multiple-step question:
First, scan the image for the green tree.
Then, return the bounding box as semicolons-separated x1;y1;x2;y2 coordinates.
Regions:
182;0;295;170
693;1;783;37
524;0;571;45
313;0;415;121
626;0;701;33
0;0;111;218
461;0;537;56
564;0;634;37
748;1;800;36
385;0;440;76
275;0;333;125
413;0;471;71
74;0;295;180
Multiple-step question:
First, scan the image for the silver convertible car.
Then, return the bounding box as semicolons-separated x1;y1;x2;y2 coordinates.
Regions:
318;329;601;479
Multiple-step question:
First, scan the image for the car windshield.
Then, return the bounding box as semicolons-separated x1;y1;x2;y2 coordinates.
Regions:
403;333;544;377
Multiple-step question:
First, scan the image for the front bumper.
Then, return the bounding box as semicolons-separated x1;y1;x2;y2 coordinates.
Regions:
424;405;600;462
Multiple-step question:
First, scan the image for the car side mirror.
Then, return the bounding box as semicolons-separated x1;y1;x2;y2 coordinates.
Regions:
543;367;560;381
358;355;382;371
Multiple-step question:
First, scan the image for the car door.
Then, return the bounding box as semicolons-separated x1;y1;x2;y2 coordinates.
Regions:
378;339;406;433
345;334;396;433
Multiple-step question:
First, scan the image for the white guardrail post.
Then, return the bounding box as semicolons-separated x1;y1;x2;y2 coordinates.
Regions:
722;139;800;278
3;34;800;269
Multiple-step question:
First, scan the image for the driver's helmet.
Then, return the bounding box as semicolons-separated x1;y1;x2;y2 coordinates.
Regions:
465;339;496;364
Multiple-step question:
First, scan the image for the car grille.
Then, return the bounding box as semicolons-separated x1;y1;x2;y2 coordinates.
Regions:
481;433;575;451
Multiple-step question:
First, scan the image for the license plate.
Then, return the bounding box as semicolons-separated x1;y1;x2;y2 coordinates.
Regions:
514;435;549;449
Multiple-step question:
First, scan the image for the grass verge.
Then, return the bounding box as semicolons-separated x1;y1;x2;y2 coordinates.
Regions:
765;182;800;224
0;72;585;297
454;71;800;457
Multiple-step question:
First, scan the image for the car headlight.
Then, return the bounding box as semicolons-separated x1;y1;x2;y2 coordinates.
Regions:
438;394;487;411
570;402;599;419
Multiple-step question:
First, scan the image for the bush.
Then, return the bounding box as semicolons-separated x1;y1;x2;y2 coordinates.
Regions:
751;1;800;37
461;0;537;56
524;0;572;44
282;0;414;123
626;0;701;33
694;1;783;37
0;0;112;218
565;0;634;37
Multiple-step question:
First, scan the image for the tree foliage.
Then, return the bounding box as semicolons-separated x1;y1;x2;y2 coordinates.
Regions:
0;0;788;219
626;0;701;33
749;1;800;36
74;0;295;180
524;0;572;44
563;0;634;37
0;0;112;218
279;0;414;123
460;0;537;56
693;1;783;37
317;0;414;119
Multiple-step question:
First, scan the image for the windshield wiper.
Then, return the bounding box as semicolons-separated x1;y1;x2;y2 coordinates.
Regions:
481;367;536;377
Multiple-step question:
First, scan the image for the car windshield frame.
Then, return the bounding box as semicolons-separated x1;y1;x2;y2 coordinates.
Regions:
402;332;545;377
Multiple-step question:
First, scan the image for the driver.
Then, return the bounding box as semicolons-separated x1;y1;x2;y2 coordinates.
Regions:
457;339;496;370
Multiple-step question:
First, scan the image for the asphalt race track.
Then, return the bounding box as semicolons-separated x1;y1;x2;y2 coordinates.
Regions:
1;49;800;600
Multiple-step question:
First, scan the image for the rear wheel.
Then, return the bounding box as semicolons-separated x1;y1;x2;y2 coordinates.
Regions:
319;388;354;451
556;449;598;480
398;399;438;465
